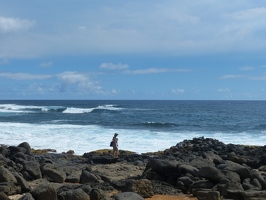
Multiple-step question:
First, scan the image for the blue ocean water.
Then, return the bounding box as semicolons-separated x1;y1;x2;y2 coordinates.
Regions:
0;100;266;154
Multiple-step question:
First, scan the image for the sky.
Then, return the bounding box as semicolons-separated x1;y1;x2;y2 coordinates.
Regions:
1;1;266;100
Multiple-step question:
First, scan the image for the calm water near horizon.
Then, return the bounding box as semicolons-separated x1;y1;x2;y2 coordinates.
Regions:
0;100;266;154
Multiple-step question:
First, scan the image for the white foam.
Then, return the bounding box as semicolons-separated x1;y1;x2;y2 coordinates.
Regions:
0;104;58;113
0;104;32;113
62;104;122;114
0;122;264;155
62;107;94;114
96;104;122;111
0;103;122;114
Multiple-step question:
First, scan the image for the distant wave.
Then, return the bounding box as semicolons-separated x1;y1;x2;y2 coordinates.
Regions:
0;103;123;114
142;121;178;128
0;104;65;113
62;107;94;114
95;104;122;111
63;104;122;114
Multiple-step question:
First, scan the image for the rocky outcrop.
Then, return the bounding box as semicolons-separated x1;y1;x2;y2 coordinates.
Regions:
142;137;266;200
1;137;266;200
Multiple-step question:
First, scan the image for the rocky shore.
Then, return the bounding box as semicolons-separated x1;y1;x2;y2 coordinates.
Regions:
1;137;266;200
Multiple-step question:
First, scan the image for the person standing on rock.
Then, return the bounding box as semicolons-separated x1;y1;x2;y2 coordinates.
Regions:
112;133;119;158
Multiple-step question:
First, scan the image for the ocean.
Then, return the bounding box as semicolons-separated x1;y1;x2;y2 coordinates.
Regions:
0;100;266;155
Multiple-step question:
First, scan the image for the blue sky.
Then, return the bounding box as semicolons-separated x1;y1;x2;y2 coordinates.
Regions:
1;1;266;100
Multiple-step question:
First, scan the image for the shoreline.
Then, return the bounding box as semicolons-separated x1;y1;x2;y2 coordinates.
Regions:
1;137;266;200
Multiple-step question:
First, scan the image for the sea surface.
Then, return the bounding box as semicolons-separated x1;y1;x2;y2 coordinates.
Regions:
0;100;266;155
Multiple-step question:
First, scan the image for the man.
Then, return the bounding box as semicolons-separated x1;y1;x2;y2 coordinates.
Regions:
112;133;119;158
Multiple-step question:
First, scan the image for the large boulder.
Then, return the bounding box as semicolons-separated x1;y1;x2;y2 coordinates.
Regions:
197;166;224;182
0;146;9;157
23;161;42;180
221;170;241;183
0;166;17;184
8;146;27;156
178;164;198;177
14;173;31;192
31;184;57;200
57;184;92;200
18;142;32;155
83;154;117;164
80;170;99;184
202;151;224;165
144;159;179;175
221;181;244;199
41;163;66;183
217;160;250;181
57;188;90;200
190;157;215;169
0;181;19;195
189;180;216;193
89;188;110;200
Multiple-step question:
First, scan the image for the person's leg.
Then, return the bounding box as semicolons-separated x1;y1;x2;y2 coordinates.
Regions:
113;146;118;158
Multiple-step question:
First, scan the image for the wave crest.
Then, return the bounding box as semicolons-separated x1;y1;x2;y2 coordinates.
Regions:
0;103;123;114
143;121;178;128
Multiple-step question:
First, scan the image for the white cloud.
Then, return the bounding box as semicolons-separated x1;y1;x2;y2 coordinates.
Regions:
172;88;185;94
217;88;230;93
228;7;266;20
100;63;129;70
39;61;53;68
2;2;266;58
57;71;102;93
219;75;244;80
0;72;51;80
0;16;34;33
124;68;190;75
111;89;119;94
219;74;266;81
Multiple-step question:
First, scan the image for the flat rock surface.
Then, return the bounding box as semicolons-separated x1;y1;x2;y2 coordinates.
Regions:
91;162;145;181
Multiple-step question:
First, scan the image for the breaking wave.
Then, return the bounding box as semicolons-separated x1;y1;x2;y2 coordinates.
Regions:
0;103;122;114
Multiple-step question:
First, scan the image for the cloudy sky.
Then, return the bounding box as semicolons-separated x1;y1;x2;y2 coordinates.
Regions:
1;1;266;100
